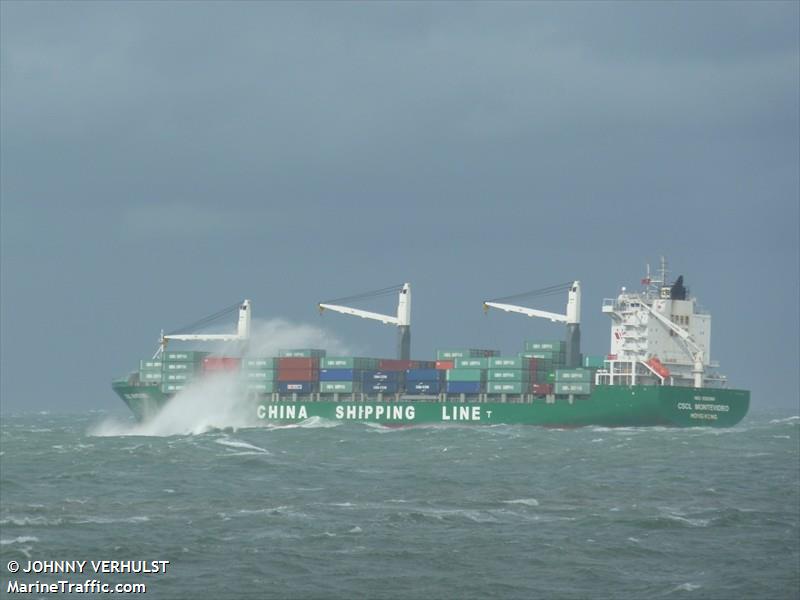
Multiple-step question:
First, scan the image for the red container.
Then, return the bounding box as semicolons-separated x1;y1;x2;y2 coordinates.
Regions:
531;383;553;395
378;359;418;371
278;357;319;369
277;368;319;382
202;357;241;372
435;360;455;370
528;358;538;371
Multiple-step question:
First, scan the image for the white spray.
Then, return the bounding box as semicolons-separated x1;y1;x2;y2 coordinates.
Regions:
91;318;354;437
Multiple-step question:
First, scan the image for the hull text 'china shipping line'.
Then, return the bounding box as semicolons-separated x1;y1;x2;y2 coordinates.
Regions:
112;259;749;427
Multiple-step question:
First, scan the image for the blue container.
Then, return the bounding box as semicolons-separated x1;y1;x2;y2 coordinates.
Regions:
278;382;315;394
364;381;398;394
319;368;355;381
405;368;440;381
361;370;399;382
446;381;482;394
406;380;441;394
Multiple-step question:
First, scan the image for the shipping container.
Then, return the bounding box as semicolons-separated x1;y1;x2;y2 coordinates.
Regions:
242;357;280;370
583;355;606;369
436;349;500;359
416;361;437;369
202;357;241;372
487;382;526;394
161;382;187;393
277;368;319;382
320;381;358;393
278;349;326;358
163;350;209;362
139;360;162;370
445;368;485;382
556;368;592;382
435;360;455;370
320;357;378;370
138;371;162;382
405;368;440;381
164;372;193;382
526;351;555;360
524;341;565;352
319;368;356;381
278;382;315;394
446;381;483;394
361;370;400;382
487;369;530;381
406;380;441;394
241;370;277;381
378;359;418;371
531;383;553;395
163;362;198;372
454;357;488;369
555;382;591;395
245;381;277;393
364;381;399;394
278;357;320;370
488;356;529;369
535;370;557;383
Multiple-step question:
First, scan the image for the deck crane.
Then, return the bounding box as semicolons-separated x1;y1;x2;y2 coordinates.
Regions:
318;284;411;360
638;300;705;388
483;281;582;367
154;300;251;358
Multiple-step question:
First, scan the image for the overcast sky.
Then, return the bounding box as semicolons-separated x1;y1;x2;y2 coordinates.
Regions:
1;1;798;413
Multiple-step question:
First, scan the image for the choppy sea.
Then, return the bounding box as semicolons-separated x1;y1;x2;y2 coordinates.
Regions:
1;408;798;599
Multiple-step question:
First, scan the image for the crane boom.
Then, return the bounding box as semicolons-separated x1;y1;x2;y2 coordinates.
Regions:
482;302;568;323
483;281;581;367
156;300;251;357
318;283;411;360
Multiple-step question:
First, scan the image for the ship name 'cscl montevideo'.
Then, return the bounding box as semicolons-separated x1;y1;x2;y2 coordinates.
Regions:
112;258;749;427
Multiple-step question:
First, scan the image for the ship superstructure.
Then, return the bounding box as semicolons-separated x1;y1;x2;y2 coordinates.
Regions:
597;258;725;389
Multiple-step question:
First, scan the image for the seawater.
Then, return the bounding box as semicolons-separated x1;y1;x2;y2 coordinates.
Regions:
1;409;798;599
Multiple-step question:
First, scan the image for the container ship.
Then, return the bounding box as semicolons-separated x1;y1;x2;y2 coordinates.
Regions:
112;259;749;427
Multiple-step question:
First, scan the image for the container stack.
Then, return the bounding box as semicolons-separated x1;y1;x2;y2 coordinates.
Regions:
486;356;532;395
318;357;377;394
278;349;326;358
240;357;279;394
405;368;443;394
555;368;593;395
138;359;163;385
277;355;320;395
161;350;209;394
361;369;401;395
523;340;567;393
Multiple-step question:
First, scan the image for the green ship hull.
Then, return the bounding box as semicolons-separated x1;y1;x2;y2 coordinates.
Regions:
111;381;749;427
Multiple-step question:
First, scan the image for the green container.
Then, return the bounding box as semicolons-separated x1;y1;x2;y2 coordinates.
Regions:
321;357;379;369
527;351;555;360
489;356;529;369
161;382;187;393
487;369;529;381
139;370;162;382
242;357;279;369
245;381;277;393
163;350;208;362
278;349;326;358
487;381;526;394
320;381;358;393
555;382;591;395
164;372;193;382
436;349;499;359
455;358;488;369
524;341;565;352
535;370;557;383
445;368;485;382
556;368;592;382
140;360;163;370
163;362;198;373
241;370;277;381
583;355;606;369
